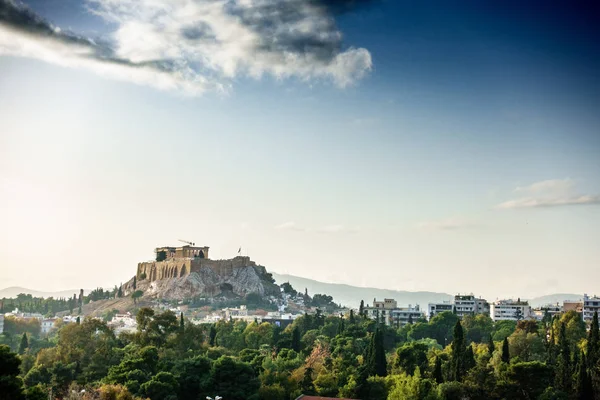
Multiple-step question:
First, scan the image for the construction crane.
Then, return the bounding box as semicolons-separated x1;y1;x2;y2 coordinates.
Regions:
178;239;195;246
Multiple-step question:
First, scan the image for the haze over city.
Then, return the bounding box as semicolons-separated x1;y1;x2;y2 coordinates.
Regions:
1;0;599;300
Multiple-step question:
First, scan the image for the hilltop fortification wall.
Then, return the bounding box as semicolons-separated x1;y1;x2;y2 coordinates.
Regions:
137;256;259;282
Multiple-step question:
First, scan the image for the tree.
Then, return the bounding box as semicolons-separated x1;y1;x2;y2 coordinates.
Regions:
132;290;143;304
395;342;428;375
180;312;185;332
156;250;167;262
0;345;25;400
575;351;593;400
133;276;137;290
117;285;123;298
210;356;260;400
555;322;571;392
586;310;599;368
18;333;28;355
209;325;217;347
501;337;510;363
301;366;315;395
365;327;387;377
359;300;365;317
487;334;495;356
434;356;444;384
291;326;301;352
450;320;465;381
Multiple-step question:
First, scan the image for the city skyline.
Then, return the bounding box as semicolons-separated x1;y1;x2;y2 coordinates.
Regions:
1;0;599;299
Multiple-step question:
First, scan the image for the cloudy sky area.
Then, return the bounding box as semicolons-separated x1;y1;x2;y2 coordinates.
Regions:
1;0;599;300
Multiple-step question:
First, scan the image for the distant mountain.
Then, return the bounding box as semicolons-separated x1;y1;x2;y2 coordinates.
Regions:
527;293;583;308
0;286;84;299
271;272;453;309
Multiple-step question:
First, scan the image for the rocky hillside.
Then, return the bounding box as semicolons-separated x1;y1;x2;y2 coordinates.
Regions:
126;265;280;300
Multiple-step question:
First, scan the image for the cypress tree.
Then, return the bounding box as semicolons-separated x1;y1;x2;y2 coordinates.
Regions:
587;311;599;368
337;315;345;335
464;344;476;372
209;324;217;346
408;313;413;325
451;320;465;381
349;309;355;324
180;312;185;331
555;322;571;392
133;276;137;290
575;351;594;400
301;367;315;395
117;285;123;298
433;356;444;384
76;316;80;324
501;337;510;363
487;334;495;356
18;333;28;355
359;300;365;317
292;326;301;352
368;327;387;377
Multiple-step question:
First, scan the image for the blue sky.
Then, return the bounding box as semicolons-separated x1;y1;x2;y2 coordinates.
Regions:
1;0;599;300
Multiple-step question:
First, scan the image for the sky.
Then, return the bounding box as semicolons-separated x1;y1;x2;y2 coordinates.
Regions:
1;0;599;301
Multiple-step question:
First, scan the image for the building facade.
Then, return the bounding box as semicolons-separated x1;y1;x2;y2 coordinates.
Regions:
428;302;453;318
490;299;531;321
583;294;600;322
363;298;424;327
0;314;3;333
454;294;490;318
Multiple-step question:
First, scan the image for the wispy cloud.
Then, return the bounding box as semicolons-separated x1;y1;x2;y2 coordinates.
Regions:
497;179;600;209
274;221;307;232
417;217;480;231
0;0;374;95
274;222;359;233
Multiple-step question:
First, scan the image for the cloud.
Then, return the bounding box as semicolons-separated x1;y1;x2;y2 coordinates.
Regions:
417;217;480;231
274;222;359;233
496;195;600;209
514;178;575;195
274;221;307;231
315;224;360;233
497;179;600;209
0;0;374;95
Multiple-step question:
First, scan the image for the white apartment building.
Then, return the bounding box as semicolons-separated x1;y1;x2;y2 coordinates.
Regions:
41;318;57;335
583;294;600;322
532;304;562;321
490;299;531;321
0;315;4;333
364;298;424;327
428;302;453;318
454;294;490;318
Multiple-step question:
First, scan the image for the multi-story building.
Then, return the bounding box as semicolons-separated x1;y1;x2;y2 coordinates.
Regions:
490;299;531;321
41;318;57;335
563;299;583;313
0;314;4;334
364;298;424;327
428;302;453;319
532;304;562;321
454;294;490;318
583;294;600;322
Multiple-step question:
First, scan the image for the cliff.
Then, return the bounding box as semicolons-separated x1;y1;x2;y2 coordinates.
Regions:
128;263;279;300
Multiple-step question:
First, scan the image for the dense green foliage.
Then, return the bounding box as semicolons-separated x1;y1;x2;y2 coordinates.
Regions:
0;306;599;400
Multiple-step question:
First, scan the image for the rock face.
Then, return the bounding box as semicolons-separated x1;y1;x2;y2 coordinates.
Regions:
136;265;279;300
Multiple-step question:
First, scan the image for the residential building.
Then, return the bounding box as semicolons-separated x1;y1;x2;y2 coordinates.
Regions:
532;304;562;321
0;315;4;333
428;302;453;318
41;318;57;335
454;294;490;318
363;298;424;327
490;299;532;321
583;294;600;322
563;299;584;313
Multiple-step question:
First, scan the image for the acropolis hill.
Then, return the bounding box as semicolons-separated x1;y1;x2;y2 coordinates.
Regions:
132;244;279;300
